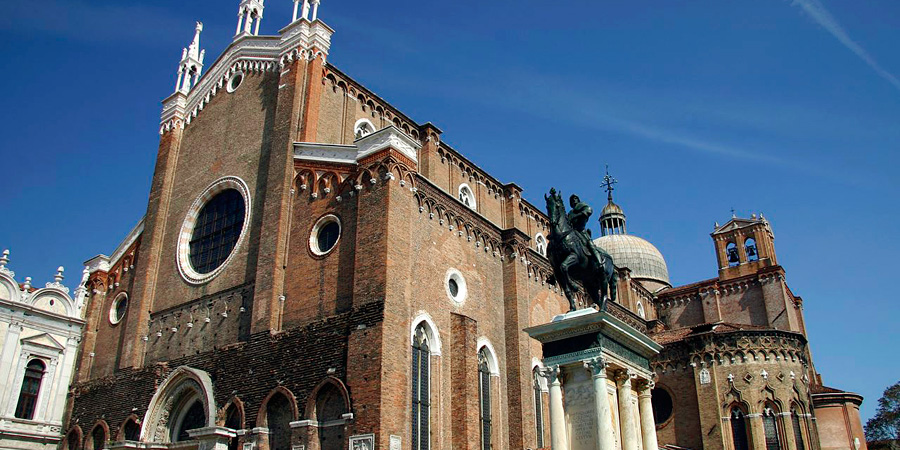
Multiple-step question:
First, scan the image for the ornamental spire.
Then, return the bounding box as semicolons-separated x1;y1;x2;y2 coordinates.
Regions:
600;163;618;203
175;22;205;94
235;0;265;36
293;0;321;22
599;165;626;236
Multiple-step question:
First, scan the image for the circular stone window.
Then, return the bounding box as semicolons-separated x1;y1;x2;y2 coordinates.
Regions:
651;387;674;426
445;268;468;305
310;214;341;256
110;292;128;325
227;71;244;93
177;177;251;284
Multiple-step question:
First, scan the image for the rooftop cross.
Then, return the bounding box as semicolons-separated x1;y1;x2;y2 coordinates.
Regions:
600;164;618;202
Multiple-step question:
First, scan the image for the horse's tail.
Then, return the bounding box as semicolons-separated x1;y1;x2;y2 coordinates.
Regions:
608;263;618;301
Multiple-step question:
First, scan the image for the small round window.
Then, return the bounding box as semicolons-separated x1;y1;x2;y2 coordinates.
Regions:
445;268;468;305
310;215;341;256
227;71;244;93
651;387;674;425
110;293;128;325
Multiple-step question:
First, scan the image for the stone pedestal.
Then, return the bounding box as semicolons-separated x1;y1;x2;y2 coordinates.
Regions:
187;427;237;450
526;309;662;450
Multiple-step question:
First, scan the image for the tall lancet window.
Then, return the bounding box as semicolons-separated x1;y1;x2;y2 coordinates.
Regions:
763;405;783;450
532;368;545;449
411;324;430;450
478;349;492;450
15;359;45;419
730;406;751;450
791;404;806;450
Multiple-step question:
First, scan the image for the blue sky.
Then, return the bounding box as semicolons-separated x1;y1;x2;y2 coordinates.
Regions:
1;0;898;423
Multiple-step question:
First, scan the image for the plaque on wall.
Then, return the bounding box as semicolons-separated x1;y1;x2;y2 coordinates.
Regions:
350;434;376;450
390;435;401;450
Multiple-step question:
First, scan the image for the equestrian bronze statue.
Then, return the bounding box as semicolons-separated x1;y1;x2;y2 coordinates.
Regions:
544;188;618;312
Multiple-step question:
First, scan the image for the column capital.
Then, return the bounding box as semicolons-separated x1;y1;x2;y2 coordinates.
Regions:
614;368;637;384
636;378;655;393
538;365;561;384
584;357;609;377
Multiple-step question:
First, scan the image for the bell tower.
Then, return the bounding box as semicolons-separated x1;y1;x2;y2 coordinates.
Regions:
711;212;777;279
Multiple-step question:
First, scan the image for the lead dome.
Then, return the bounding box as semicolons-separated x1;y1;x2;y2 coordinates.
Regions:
594;173;670;291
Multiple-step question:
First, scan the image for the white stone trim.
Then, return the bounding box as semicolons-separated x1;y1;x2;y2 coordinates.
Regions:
444;268;468;306
176;176;252;285
141;366;217;443
353;118;375;139
309;214;341;256
109;292;128;325
410;312;442;356
458;183;476;210
534;232;547;257
476;337;500;376
226;71;245;93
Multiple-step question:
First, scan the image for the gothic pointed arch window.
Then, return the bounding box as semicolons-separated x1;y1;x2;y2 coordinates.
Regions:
791;403;806;450
745;238;759;261
223;402;243;450
14;359;45;420
636;301;646;319
265;392;294;450
411;323;431;450
532;368;545;449
172;399;206;442
122;418;141;442
91;424;107;450
458;184;476;210
730;405;751;450
354;119;375;139
478;348;493;450
763;403;784;450
534;233;547;257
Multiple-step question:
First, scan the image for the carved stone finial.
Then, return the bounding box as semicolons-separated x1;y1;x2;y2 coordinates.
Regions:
0;249;12;277
54;266;65;283
23;276;32;290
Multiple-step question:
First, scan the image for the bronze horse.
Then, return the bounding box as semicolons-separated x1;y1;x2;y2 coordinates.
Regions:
544;188;617;312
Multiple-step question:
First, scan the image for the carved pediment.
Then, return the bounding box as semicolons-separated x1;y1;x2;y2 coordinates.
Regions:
22;333;64;351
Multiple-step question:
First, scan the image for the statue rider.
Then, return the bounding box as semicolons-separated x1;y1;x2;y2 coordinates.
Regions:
568;194;607;268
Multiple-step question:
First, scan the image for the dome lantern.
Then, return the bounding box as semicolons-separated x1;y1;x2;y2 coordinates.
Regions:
594;167;670;289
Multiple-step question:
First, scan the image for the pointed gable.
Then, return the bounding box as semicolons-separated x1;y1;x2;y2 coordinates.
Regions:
21;332;65;351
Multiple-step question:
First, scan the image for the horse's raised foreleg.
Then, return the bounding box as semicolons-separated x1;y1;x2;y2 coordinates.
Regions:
560;253;580;311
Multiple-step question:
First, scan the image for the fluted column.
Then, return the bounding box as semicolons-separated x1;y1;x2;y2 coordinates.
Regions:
616;370;639;450
586;357;616;450
638;380;659;450
541;366;569;450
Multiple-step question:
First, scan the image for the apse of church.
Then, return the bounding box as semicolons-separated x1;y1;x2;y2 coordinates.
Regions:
59;2;865;450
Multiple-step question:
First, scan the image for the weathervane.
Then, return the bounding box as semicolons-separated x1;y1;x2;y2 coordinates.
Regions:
600;164;618;202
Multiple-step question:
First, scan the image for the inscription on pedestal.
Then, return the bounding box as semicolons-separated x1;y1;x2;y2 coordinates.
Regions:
564;369;598;450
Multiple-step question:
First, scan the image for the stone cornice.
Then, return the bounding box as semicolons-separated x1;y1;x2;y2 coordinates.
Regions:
161;19;333;134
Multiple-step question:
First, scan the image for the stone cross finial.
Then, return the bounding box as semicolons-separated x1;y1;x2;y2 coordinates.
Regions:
0;249;11;277
23;276;32;290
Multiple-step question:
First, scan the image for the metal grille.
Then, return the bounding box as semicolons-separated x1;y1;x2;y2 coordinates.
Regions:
792;412;805;450
763;413;782;450
14;359;44;419
189;189;245;274
412;325;430;450
730;409;750;450
479;350;492;450
533;369;544;448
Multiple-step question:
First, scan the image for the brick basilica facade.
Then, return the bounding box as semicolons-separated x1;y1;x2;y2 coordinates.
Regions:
60;2;866;450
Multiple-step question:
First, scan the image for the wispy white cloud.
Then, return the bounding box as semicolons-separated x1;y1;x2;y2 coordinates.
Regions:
791;0;900;92
0;0;194;46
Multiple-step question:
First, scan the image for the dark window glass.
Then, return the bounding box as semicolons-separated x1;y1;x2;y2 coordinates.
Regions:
67;431;81;450
189;189;245;274
317;221;340;254
651;388;674;424
123;420;140;441
224;404;242;450
533;369;544;448
266;394;293;450
114;296;128;323
175;401;206;442
14;359;45;419
92;426;106;450
792;409;805;450
764;411;782;450
731;408;750;450
448;278;459;297
479;350;492;450
411;325;430;450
